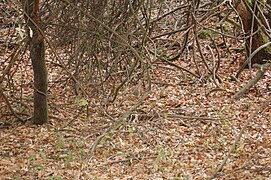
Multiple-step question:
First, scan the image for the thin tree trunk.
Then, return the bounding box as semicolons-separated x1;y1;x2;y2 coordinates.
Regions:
23;0;48;124
234;0;271;65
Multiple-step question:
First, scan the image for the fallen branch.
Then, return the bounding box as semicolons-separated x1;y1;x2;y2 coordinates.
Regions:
166;113;225;121
211;96;271;179
88;90;151;158
147;48;200;78
206;88;235;97
0;87;27;123
107;155;158;165
233;63;271;100
127;112;225;122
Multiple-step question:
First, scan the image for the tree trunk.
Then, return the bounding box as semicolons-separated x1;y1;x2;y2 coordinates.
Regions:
23;0;48;124
234;0;271;65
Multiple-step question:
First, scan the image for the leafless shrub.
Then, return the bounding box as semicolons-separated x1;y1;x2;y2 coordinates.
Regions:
3;0;264;119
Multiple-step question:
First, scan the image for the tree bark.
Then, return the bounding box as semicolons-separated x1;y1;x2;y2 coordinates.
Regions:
234;0;271;65
23;0;48;124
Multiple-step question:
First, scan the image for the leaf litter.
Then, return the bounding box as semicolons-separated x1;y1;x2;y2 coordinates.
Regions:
0;27;271;180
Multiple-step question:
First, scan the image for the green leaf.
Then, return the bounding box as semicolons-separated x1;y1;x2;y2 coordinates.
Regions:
75;98;88;106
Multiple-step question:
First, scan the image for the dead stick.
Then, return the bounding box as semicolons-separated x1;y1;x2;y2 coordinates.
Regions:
233;63;271;100
0;87;27;122
211;96;271;179
88;91;150;158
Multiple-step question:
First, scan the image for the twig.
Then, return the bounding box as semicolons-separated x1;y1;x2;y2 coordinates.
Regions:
108;155;158;165
0;87;27;123
0;43;25;83
235;42;271;78
206;88;234;97
88;90;151;158
210;96;271;179
163;59;200;79
233;63;271;100
166;113;225;121
127;112;225;122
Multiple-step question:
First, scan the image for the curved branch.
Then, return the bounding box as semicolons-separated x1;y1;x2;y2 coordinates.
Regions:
0;87;27;122
234;63;271;100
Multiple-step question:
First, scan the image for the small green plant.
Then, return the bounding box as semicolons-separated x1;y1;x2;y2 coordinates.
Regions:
100;134;111;143
74;97;88;106
54;132;66;149
75;97;89;118
32;163;45;171
79;149;86;160
127;127;136;135
155;146;170;162
28;153;35;162
103;165;109;170
220;119;231;126
56;141;65;149
67;151;73;162
48;176;63;180
199;30;212;39
204;138;211;149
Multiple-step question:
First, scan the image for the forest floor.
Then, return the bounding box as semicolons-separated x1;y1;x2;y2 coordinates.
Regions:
1;42;271;179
